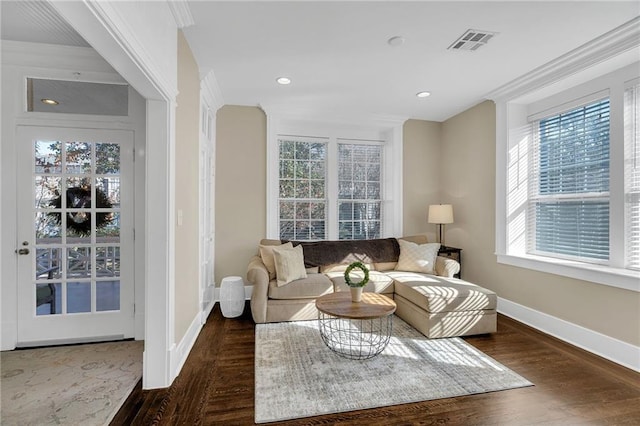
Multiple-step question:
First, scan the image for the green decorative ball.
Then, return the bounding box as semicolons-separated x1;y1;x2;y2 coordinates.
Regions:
344;261;370;288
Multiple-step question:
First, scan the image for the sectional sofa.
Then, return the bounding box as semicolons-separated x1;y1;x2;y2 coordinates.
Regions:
247;235;497;338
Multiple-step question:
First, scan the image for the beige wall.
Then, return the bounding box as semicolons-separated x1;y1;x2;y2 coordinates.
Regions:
174;31;201;342
402;119;442;240
215;106;267;285
214;112;443;282
441;100;640;346
213;101;639;346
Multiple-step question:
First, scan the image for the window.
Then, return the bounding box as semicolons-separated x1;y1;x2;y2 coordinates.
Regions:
496;61;639;291
338;143;382;240
278;138;327;240
277;137;384;241
625;83;640;269
529;99;610;263
268;116;403;241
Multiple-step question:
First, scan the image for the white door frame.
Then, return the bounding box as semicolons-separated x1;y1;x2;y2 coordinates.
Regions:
49;1;178;389
199;72;223;322
0;50;146;352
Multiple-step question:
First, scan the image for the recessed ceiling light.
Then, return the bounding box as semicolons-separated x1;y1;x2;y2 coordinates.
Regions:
416;91;431;98
276;77;291;85
41;98;59;105
387;36;405;47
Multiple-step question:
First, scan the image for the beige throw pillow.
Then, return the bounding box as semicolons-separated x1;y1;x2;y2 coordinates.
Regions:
272;244;307;287
395;239;440;275
260;242;293;280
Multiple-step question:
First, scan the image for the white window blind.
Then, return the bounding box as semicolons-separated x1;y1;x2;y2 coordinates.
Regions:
528;98;611;262
625;83;640;270
278;139;327;240
337;142;383;240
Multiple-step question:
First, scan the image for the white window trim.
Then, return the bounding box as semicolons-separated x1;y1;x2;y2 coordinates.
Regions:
489;17;640;293
264;111;404;240
497;253;639;293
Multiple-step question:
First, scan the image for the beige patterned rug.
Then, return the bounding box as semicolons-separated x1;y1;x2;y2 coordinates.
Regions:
1;340;143;426
255;317;532;424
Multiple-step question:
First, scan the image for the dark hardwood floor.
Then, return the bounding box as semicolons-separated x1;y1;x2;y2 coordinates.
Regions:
112;303;640;425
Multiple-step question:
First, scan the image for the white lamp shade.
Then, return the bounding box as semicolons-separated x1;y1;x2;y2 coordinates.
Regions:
428;204;454;224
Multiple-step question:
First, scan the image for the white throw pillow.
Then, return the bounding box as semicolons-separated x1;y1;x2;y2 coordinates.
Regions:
395;239;440;275
272;244;307;287
260;242;293;280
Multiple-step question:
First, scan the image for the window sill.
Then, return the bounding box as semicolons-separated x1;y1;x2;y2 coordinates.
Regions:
497;253;640;293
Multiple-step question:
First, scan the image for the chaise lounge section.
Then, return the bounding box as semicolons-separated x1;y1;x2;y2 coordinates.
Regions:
247;235;497;338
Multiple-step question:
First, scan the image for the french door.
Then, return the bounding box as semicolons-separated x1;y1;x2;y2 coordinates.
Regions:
16;126;134;345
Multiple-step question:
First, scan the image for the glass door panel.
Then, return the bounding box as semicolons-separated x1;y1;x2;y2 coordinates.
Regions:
17;126;134;345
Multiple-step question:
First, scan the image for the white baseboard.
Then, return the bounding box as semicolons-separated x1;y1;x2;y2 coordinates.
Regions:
201;298;215;324
170;312;203;381
213;283;253;303
498;297;640;372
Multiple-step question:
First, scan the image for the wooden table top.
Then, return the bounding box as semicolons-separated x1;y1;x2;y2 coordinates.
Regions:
315;292;396;320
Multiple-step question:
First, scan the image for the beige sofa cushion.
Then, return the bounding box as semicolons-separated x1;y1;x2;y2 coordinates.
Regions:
259;241;293;280
395;294;497;338
386;271;497;313
374;236;428;271
396;239;440;275
373;261;397;271
325;270;394;294
272;244;307;286
268;274;334;300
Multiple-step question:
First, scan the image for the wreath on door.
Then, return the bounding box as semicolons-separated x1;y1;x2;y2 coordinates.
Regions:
48;186;113;236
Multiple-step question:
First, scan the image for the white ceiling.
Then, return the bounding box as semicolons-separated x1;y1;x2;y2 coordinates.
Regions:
183;1;639;121
2;1;638;122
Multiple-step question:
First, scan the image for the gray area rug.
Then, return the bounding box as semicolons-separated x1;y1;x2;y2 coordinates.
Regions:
1;340;143;426
255;317;532;423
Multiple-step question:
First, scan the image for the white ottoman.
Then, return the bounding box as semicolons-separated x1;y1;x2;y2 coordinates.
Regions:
220;276;245;318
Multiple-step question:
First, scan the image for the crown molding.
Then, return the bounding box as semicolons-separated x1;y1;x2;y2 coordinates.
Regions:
167;1;195;29
260;103;407;129
201;70;224;112
485;16;640;102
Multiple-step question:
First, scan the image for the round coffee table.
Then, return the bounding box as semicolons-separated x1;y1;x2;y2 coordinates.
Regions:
315;292;396;360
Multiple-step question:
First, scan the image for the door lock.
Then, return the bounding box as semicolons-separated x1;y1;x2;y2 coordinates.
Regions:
17;241;30;255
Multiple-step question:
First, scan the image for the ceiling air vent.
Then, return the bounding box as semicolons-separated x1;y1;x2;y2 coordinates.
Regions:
448;29;497;52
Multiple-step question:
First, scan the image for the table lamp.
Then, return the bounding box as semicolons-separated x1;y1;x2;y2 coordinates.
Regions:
428;204;454;247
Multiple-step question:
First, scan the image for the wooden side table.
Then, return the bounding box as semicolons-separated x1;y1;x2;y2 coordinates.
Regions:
438;246;462;278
